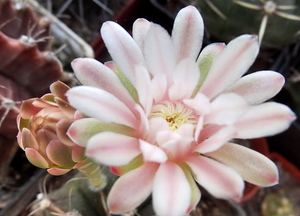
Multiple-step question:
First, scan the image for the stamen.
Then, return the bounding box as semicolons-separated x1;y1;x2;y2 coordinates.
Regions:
149;101;197;131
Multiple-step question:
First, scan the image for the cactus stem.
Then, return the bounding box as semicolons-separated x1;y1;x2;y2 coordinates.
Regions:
77;159;107;191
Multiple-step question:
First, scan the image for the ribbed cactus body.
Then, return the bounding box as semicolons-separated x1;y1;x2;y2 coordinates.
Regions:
190;0;300;48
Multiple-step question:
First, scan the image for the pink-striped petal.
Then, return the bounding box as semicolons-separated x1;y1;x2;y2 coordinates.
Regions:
144;23;175;84
156;130;193;160
147;117;169;144
152;162;192;216
101;21;145;85
132;18;151;52
184;92;211;115
168;58;200;101
66;86;137;128
108;162;159;214
172;5;204;63
197;124;223;143
204;93;249;125
67;118;136;147
207;143;278;186
86;132;141;166
192;43;226;97
71;58;136;111
186;155;244;201
194;125;235;153
200;35;259;99
234;102;296;139
139;140;168;163
225;70;285;105
104;61;140;105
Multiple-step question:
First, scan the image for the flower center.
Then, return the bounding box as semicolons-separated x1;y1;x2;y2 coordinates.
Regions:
149;101;197;131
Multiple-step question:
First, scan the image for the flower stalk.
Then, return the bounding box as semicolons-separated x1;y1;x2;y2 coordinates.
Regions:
76;158;107;191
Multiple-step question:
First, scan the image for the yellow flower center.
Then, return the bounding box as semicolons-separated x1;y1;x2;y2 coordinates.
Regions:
149;101;197;131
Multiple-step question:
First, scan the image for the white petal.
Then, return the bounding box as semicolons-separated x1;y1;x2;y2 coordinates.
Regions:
168;59;200;100
234;102;296;139
204;93;249;125
140;140;168;163
225;70;285;105
156;131;193;159
101;21;145;85
66;86;137;128
186;155;244;201
153;162;191;216
200;35;259;99
86;132;140;166
144;23;175;84
207;143;278;186
151;74;168;103
133;18;151;52
134;65;153;114
172;5;204;63
71;58;136;111
108;162;159;214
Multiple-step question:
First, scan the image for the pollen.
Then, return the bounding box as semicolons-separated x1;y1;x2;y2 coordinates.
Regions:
149;101;197;131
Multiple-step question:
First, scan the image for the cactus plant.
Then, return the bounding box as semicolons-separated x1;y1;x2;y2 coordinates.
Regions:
186;0;300;48
0;0;67;177
262;193;296;216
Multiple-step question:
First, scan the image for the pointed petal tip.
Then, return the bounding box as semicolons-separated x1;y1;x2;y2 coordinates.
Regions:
71;57;80;65
181;5;198;13
134;18;150;24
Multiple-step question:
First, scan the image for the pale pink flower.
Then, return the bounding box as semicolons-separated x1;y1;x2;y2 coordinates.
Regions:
66;6;296;216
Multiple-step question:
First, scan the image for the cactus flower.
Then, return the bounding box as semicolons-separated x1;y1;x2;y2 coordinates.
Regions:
66;6;296;216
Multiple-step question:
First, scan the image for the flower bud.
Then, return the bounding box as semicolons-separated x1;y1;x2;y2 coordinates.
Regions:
17;81;85;175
